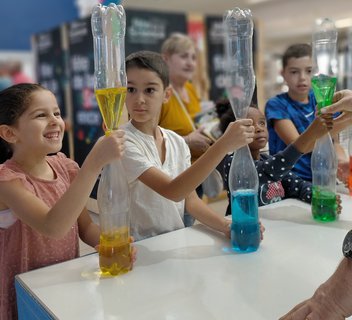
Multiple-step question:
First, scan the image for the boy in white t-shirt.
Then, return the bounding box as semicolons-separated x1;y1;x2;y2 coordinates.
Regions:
121;51;261;241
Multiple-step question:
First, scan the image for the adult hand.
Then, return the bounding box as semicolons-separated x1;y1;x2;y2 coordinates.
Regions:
185;127;213;156
321;90;352;114
280;258;352;320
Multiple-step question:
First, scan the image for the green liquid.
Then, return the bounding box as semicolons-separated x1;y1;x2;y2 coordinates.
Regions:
311;75;337;112
311;186;337;222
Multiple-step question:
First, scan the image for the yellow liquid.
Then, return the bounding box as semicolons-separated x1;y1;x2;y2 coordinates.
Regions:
99;227;131;276
95;87;127;134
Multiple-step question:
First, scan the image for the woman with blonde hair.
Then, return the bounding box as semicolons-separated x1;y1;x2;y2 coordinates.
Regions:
159;33;213;226
160;33;212;162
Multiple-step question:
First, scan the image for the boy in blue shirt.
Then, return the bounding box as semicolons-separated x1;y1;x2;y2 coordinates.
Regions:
265;43;347;181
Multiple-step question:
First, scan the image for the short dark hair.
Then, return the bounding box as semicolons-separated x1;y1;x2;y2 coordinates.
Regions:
0;83;47;163
125;51;169;89
282;43;312;69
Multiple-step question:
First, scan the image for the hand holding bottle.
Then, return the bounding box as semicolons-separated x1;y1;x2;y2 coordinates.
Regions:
217;119;254;154
86;130;126;172
321;89;352;114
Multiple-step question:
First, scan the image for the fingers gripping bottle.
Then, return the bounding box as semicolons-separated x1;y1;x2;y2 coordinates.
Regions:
91;4;131;276
311;18;338;222
223;8;260;252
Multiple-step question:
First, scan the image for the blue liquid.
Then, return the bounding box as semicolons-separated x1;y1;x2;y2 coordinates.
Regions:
231;189;260;253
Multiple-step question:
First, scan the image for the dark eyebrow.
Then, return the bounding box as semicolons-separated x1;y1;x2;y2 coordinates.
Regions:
127;80;160;86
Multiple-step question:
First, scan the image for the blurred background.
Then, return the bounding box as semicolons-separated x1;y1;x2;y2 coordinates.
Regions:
0;0;351;167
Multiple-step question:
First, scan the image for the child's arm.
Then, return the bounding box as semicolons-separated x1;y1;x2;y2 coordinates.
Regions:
292;114;333;154
281;172;312;203
77;209;100;247
272;119;301;146
138;119;254;202
0;131;125;239
184;191;230;238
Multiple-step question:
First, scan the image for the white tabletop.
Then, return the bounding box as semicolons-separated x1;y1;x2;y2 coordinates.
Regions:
16;194;352;320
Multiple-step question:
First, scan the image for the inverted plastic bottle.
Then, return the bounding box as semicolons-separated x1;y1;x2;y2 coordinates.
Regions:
311;18;338;113
91;3;131;276
310;18;338;222
223;8;260;253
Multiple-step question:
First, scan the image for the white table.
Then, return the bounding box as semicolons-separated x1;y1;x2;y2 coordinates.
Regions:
16;194;352;320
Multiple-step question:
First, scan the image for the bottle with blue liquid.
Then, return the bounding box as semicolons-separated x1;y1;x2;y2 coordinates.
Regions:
223;8;260;253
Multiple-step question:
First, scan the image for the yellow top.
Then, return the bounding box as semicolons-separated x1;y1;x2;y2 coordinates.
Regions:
159;82;201;136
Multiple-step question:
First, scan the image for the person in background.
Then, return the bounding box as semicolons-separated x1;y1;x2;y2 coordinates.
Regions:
217;100;342;216
0;83;135;319
7;60;34;84
265;43;348;182
121;51;263;242
159;33;213;226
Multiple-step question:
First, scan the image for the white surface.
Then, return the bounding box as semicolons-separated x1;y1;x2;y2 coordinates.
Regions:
17;195;352;320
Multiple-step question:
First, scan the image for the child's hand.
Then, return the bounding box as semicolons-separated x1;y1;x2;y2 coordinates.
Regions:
90;129;126;169
223;219;265;241
259;221;265;241
309;114;334;138
220;119;254;153
223;219;231;239
336;194;342;215
129;236;137;270
337;160;349;187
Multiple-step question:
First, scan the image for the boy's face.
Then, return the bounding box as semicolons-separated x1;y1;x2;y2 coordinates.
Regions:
282;56;312;97
247;107;268;152
126;67;170;125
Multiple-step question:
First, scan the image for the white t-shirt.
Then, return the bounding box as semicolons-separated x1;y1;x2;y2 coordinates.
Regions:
121;121;191;241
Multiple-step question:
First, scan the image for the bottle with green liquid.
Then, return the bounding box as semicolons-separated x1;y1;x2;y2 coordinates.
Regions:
310;18;338;222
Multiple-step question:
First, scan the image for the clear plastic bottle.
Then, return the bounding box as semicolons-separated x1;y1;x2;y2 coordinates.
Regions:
97;161;131;275
311;18;338;113
311;18;338;222
223;8;260;252
91;3;131;276
311;134;338;221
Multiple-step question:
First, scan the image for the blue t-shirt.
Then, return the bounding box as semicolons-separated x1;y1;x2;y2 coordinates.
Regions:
265;90;316;181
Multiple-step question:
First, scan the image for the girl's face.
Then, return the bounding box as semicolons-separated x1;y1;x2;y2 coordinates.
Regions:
126;67;170;127
247;107;268;152
164;47;196;83
13;90;65;155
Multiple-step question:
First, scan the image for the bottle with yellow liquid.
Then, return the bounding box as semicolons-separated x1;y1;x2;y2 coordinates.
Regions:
95;87;127;133
91;3;131;276
97;161;131;276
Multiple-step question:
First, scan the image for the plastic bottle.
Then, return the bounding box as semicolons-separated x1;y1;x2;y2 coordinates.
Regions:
91;3;131;276
311;134;338;221
223;8;260;252
310;18;338;222
311;18;338;113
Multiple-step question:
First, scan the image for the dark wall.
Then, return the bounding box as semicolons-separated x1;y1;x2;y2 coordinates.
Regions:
0;0;78;50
